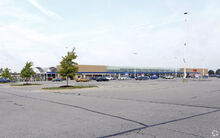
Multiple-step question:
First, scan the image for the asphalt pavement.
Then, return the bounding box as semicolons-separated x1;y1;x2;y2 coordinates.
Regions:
0;78;220;138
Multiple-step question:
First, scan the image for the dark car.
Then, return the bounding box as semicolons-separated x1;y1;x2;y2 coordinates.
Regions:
96;77;109;82
150;75;158;79
52;78;63;82
0;78;7;83
0;78;12;83
209;74;216;77
135;76;149;80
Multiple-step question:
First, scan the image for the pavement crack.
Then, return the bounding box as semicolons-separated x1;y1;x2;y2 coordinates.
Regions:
2;91;148;127
99;109;220;138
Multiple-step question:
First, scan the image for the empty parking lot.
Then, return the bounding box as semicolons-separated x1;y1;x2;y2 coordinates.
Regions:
0;78;220;138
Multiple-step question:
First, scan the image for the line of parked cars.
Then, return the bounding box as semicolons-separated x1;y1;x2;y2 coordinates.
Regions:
209;74;220;78
135;75;176;80
75;74;175;82
0;78;14;83
135;76;149;80
52;73;220;83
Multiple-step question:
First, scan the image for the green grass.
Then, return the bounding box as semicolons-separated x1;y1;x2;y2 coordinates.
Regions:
11;83;42;86
42;86;98;90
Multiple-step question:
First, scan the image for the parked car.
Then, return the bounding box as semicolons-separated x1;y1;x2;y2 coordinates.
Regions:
0;78;13;83
164;75;174;79
105;76;113;80
216;74;220;78
150;75;159;79
91;76;98;80
118;76;130;80
52;78;63;82
202;75;209;78
0;78;8;83
186;75;194;78
135;76;149;80
76;78;89;82
209;74;216;77
96;77;109;82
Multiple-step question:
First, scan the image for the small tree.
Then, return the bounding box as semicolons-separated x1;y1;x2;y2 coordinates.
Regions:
20;62;35;83
208;70;215;75
1;68;12;80
216;69;220;75
59;48;78;86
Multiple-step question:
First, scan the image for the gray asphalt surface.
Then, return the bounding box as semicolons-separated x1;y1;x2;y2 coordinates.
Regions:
0;78;220;138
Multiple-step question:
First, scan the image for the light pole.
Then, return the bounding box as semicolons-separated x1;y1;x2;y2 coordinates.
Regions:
133;52;137;78
174;57;178;78
202;58;205;77
183;11;188;82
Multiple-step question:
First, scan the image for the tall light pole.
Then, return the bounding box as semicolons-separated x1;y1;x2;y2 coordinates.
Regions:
174;57;178;78
133;52;137;78
202;58;205;77
183;11;188;82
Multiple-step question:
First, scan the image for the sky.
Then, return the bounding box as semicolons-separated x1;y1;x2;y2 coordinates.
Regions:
0;0;220;72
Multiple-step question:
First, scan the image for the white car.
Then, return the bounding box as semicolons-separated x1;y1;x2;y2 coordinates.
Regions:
165;75;174;79
118;76;130;80
105;76;113;80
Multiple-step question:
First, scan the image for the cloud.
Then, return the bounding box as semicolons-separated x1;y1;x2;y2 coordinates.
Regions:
0;6;45;22
0;24;66;72
0;0;13;6
1;0;220;72
26;0;62;19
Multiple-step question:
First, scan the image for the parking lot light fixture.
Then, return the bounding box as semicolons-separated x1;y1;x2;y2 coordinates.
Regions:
183;11;188;82
133;52;137;78
174;57;178;78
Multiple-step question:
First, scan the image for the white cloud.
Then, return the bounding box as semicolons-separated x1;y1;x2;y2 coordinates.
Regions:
0;24;67;72
26;0;62;19
1;1;220;72
0;0;13;6
0;6;45;22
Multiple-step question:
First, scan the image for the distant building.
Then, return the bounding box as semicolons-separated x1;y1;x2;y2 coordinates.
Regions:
56;65;208;79
33;67;57;81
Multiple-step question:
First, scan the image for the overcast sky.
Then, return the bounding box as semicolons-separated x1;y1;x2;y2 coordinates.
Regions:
0;0;220;72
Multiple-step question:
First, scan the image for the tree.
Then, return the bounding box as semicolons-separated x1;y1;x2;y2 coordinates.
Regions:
208;70;215;75
59;48;78;86
216;69;220;75
20;62;35;82
1;68;12;80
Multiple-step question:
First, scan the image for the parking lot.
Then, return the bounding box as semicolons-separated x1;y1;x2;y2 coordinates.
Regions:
0;78;220;138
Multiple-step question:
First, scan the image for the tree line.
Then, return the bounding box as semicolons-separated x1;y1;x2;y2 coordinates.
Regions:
0;48;78;86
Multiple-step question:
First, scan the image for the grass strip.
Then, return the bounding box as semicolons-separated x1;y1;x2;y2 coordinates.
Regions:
11;83;42;86
42;86;98;90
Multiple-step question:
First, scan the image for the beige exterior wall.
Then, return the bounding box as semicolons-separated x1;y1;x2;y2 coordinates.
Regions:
77;65;107;72
57;65;106;72
56;65;107;79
